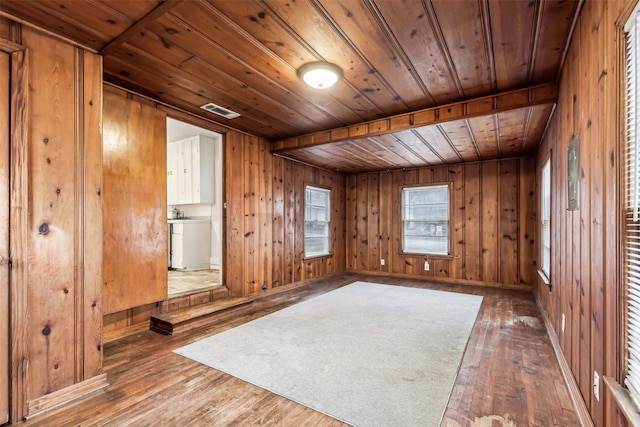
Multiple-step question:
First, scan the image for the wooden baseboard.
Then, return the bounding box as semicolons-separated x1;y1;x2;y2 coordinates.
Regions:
347;269;534;292
535;292;594;427
26;373;108;419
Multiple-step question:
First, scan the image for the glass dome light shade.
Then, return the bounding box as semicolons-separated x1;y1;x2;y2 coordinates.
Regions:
298;62;342;89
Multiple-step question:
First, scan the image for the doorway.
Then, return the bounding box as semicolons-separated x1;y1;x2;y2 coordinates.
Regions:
166;117;223;297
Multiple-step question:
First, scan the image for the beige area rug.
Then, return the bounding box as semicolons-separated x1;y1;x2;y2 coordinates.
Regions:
174;281;482;426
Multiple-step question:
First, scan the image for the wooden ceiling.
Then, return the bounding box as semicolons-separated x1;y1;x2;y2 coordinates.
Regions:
0;0;581;173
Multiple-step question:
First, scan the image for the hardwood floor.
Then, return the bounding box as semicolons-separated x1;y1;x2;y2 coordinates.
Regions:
20;273;578;426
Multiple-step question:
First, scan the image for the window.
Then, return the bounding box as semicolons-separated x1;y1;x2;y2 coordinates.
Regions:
305;186;331;258
624;5;640;407
402;184;450;255
540;158;551;280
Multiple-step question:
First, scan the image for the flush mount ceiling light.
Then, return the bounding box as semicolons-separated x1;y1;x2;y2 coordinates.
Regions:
297;61;342;89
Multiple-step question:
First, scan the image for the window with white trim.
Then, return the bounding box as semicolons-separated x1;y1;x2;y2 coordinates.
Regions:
541;158;551;280
305;186;331;258
402;184;450;255
624;4;640;407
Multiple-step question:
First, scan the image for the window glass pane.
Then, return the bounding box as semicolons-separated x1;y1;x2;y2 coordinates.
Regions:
305;186;331;257
541;158;551;276
402;185;450;255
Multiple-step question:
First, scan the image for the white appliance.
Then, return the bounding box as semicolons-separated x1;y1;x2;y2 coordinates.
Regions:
168;219;211;270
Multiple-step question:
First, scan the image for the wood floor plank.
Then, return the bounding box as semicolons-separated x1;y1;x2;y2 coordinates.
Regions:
20;273;578;426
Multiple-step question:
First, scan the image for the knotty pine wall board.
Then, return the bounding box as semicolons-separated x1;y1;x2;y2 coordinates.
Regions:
345;159;537;289
534;0;630;425
5;24;105;420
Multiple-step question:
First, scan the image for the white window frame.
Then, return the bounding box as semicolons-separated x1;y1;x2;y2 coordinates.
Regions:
624;3;640;408
539;157;551;283
304;185;331;258
401;184;451;256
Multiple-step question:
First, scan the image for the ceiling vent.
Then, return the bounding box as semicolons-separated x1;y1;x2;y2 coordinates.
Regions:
200;102;240;119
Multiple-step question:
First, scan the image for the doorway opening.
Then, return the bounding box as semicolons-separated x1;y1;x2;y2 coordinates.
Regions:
166;117;223;298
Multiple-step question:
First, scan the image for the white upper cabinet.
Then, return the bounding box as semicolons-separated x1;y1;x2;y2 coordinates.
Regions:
167;135;215;205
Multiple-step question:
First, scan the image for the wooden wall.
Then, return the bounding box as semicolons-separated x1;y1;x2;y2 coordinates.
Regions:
224;132;346;297
3;24;106;421
345;159;536;289
535;1;629;426
102;87;168;315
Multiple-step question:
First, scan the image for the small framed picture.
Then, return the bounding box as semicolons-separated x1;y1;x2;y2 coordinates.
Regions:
568;136;579;211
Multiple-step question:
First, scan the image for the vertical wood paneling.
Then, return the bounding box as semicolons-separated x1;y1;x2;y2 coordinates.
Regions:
8;26;106;418
535;1;633;425
481;161;499;283
225;135;345;297
102;89;167;314
26;27;77;401
518;157;536;286
346;159;536;288
0;50;9;424
499;160;519;286
464;163;481;281
272;157;284;288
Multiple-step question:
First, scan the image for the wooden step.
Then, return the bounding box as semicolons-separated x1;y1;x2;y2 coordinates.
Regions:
150;297;253;335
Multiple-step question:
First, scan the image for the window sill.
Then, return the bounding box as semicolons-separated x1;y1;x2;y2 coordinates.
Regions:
400;252;456;260
537;269;552;290
303;253;333;261
604;376;640;426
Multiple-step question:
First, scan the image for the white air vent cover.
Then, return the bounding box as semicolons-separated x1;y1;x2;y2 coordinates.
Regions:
200;103;240;119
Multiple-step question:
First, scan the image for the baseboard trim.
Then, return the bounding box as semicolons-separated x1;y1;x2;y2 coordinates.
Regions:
535;292;594;427
346;268;534;292
26;373;108;419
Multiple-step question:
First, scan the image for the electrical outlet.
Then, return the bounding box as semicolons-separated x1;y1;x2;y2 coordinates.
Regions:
380;259;385;266
424;261;430;271
561;313;565;333
593;371;600;401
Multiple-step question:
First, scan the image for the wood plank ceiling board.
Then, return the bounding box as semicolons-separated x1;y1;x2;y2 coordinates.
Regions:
277;102;556;173
0;0;581;171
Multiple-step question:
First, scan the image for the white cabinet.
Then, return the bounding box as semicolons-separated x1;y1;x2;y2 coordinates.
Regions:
169;219;211;270
167;135;214;205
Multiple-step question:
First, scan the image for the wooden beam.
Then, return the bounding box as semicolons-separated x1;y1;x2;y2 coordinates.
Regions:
271;83;558;152
98;0;182;57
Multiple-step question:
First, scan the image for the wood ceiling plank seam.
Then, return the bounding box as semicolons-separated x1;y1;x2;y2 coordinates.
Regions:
99;0;183;57
271;84;557;152
366;136;416;166
255;0;391;121
479;0;497;93
253;0;386;121
411;128;446;163
334;142;389;169
520;107;534;152
361;0;436;106
556;0;584;82
103;57;299;139
105;47;305;135
464;119;482;159
0;5;109;51
29;1;117;42
526;0;545;85
142;17;332;133
148;16;360;129
390;134;433;167
308;0;410;112
178;1;365;128
421;0;466;100
438;123;468;162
